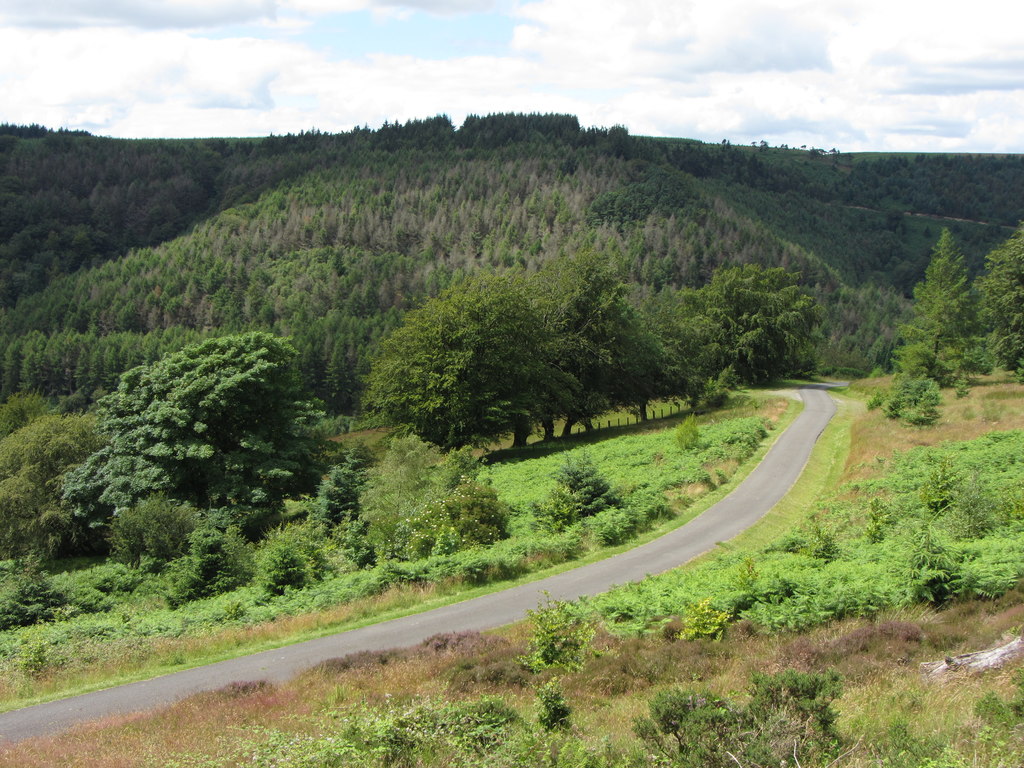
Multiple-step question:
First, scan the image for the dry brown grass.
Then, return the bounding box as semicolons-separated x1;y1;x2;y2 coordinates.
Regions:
8;381;1024;765
8;588;1024;768
843;373;1024;485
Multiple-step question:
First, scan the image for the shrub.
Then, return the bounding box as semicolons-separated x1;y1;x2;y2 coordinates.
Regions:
534;454;622;532
309;458;367;527
675;415;700;451
404;480;510;560
446;695;521;751
0;559;69;630
678;597;730;640
747;668;843;745
551;454;621;518
109;495;197;566
536;677;571;731
903;525;960;604
256;521;332;595
884;377;941;426
521;596;595;672
635;688;743;767
587;506;638;546
167;524;254;605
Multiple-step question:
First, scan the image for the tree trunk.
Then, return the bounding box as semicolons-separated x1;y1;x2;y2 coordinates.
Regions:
560;417;576;438
638;402;649;422
921;635;1024;678
541;418;555;441
512;415;532;448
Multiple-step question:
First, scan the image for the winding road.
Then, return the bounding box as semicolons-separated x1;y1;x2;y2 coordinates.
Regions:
0;384;840;743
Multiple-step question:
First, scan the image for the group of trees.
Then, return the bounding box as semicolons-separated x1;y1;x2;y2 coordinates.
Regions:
3;114;1023;418
364;254;820;449
0;333;325;560
882;224;1024;424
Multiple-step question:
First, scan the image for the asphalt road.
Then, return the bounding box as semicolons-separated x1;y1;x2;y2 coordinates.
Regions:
0;384;839;743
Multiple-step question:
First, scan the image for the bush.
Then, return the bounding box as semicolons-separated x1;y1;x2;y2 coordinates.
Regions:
551;454;621;518
903;525;960;604
109;495;197;566
256;521;332;595
635;688;743;767
521;596;595;672
534;454;622;532
884;377;941;426
747;668;843;758
404;481;510;560
675;415;700;451
536;677;571;731
167;525;255;605
309;456;368;527
679;597;730;640
0;560;69;630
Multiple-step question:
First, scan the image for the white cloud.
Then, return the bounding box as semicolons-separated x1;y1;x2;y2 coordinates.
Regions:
0;0;277;29
0;0;1021;150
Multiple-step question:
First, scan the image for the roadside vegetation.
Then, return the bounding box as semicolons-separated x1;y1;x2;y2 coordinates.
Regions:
6;376;1024;767
3;116;1024;765
0;387;789;710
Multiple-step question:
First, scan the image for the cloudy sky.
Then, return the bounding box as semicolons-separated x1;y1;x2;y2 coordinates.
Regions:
1;0;1022;151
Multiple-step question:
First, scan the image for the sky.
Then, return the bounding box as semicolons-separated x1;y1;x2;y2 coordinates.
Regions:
1;0;1022;152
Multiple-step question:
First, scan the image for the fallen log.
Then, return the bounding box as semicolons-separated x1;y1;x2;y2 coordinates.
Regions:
921;635;1024;678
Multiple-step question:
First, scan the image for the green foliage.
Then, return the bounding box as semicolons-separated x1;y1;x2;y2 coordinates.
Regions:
403;481;510;560
699;264;822;384
481;415;768;513
635;669;842;767
63;332;324;536
590;428;1024;635
678;597;730;640
521;596;595;672
0;560;69;631
533;250;664;432
534;454;622;532
535;677;572;731
747;668;842;744
310;455;368;528
108;495;197;566
635;688;743;767
919;458;960;516
0;413;105;558
167;525;255;605
363;271;556;449
979;225;1024;372
903;524;960;604
256;522;332;595
0;392;49;438
884;376;941;425
674;415;700;451
2;121;1022;416
236;693;527;768
896;230;979;386
360;436;444;560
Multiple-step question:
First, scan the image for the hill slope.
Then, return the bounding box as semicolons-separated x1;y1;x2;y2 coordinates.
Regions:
1;116;1021;409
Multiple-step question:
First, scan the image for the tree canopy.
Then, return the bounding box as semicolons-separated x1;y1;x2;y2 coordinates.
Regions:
896;229;980;384
365;260;820;447
979;225;1024;375
696;264;821;384
363;271;561;449
0;413;104;558
63;332;324;533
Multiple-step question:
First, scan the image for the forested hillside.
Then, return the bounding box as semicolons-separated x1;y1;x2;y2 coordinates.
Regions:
1;115;1021;411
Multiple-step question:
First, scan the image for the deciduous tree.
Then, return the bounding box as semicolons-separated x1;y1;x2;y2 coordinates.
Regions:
363;272;559;448
63;332;323;535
